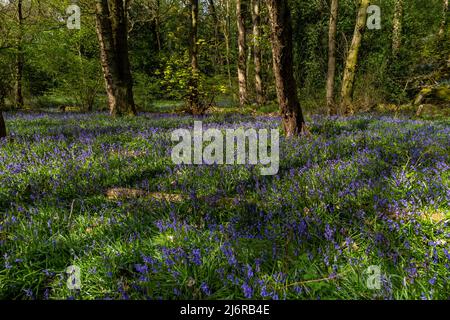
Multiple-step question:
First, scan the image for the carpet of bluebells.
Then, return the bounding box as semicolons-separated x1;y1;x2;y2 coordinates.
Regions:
0;112;449;300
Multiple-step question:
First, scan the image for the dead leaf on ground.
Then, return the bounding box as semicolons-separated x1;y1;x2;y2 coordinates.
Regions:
106;188;186;203
106;188;147;199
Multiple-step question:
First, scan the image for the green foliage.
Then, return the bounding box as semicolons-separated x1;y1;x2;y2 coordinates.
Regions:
25;18;102;111
0;113;449;299
157;51;228;110
291;0;448;110
1;0;448;112
0;51;13;108
133;72;163;111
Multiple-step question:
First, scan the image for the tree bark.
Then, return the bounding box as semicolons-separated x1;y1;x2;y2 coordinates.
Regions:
392;0;403;57
223;0;233;88
237;0;248;106
340;0;369;115
155;0;162;52
439;0;448;37
326;0;338;116
15;0;24;109
0;112;6;138
252;0;264;106
189;0;200;114
95;0;136;117
266;0;306;137
208;0;221;66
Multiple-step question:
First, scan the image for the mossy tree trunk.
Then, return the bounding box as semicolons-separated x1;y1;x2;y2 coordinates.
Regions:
189;0;200;114
326;0;338;116
95;0;136;117
392;0;403;57
340;0;369;115
266;0;306;137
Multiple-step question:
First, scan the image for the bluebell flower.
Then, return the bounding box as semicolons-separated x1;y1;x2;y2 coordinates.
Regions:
404;241;411;249
118;284;130;300
294;286;302;294
444;249;450;261
24;289;33;299
260;285;270;297
429;277;436;285
135;264;148;274
241;283;253;299
43;288;50;300
190;249;202;266
246;264;254;279
200;282;211;296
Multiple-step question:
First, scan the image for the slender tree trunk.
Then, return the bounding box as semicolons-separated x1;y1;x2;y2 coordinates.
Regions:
95;0;136;116
326;0;338;116
189;0;200;114
439;0;448;37
77;41;89;111
15;0;24;109
392;0;403;57
252;0;264;106
224;0;233;88
266;0;306;137
208;0;221;66
237;0;248;106
246;45;252;88
155;0;162;52
340;0;369;115
0;112;6;138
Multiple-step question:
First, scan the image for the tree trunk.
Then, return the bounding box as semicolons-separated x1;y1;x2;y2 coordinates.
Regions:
340;0;369;115
155;0;162;52
252;0;264;106
189;0;200;114
326;0;338;116
392;0;403;57
95;0;136;117
15;0;24;109
439;0;448;37
208;0;221;66
266;0;306;137
0;112;6;138
223;0;233;88
237;0;248;106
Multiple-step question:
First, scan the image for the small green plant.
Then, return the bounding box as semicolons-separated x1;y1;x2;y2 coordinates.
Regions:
157;51;227;115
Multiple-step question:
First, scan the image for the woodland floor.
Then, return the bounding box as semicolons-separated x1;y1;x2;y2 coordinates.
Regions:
0;111;449;299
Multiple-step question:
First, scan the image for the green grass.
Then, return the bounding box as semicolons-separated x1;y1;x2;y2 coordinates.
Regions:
0;111;449;300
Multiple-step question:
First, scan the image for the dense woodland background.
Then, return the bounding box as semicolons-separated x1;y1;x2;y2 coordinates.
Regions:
0;0;448;123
